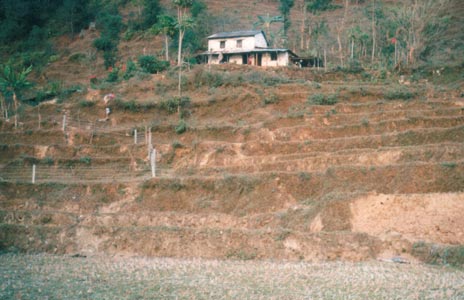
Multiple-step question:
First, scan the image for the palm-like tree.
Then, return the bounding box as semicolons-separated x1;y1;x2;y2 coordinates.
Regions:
153;15;177;61
254;14;284;46
0;65;33;128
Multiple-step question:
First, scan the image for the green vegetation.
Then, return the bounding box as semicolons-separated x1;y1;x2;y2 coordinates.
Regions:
113;99;156;112
413;241;464;267
0;64;33;127
384;86;416;100
160;96;191;115
307;93;338;105
123;59;137;80
263;94;279;105
175;119;187;134
137;55;169;74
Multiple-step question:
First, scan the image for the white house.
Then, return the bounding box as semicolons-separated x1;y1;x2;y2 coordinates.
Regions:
198;30;297;67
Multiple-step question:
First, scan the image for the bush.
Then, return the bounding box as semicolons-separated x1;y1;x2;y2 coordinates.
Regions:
93;36;115;52
138;55;169;74
175;119;187;134
114;99;139;112
68;53;87;63
79;100;95;108
193;70;224;88
106;68;119;82
123;59;137;80
263;94;279;105
307;93;338;105
103;51;117;69
79;156;92;165
160;96;191;114
384;86;416;100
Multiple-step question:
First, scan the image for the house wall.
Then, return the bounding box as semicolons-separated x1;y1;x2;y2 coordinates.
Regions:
261;52;289;67
254;33;268;48
208;33;268;52
208;52;290;66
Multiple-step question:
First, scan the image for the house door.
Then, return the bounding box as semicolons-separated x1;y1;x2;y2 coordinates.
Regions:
257;53;262;66
242;55;247;65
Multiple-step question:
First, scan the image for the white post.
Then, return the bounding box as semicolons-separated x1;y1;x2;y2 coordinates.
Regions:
150;149;156;178
134;129;137;144
32;164;36;184
147;128;153;158
62;115;66;132
145;126;148;144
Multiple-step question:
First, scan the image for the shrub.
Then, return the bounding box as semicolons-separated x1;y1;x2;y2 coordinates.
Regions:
103;51;117;69
441;162;457;168
79;156;91;165
193;70;224;88
175;119;187;134
263;94;279;105
361;118;370;127
68;53;87;63
93;36;115;52
123;59;137;80
138;55;169;74
42;156;54;165
172;141;184;149
114;99;139;112
79;100;95;108
307;93;338;105
384;86;416;100
160;96;191;114
106;68;119;82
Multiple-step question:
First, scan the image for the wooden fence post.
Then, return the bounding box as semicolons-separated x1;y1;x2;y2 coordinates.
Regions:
134;129;138;144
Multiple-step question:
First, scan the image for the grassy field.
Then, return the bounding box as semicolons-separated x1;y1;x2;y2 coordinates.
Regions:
0;253;463;299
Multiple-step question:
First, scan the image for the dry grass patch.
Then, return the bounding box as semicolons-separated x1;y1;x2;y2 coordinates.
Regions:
0;254;463;299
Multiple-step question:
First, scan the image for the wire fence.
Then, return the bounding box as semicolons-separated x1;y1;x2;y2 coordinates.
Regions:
0;160;173;184
0;111;171;183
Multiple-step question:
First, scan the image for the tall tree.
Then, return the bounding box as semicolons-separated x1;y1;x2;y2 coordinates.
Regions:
141;0;162;29
172;0;194;67
301;0;336;51
58;0;91;36
152;15;176;61
279;0;294;45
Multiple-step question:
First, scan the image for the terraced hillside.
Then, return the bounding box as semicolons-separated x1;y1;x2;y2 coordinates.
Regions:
0;65;463;263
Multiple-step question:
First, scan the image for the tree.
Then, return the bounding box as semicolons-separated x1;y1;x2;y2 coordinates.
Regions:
254;14;284;46
172;0;194;67
279;0;294;46
58;0;92;36
141;0;162;29
152;15;176;61
0;64;33;128
300;0;337;51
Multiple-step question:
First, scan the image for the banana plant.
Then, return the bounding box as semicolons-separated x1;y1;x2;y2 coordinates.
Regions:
0;65;33;128
254;14;284;46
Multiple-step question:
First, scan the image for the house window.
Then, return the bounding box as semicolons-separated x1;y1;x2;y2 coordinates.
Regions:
270;52;278;61
220;41;226;49
236;40;242;48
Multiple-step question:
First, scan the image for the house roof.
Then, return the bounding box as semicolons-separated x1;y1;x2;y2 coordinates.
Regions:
207;30;265;40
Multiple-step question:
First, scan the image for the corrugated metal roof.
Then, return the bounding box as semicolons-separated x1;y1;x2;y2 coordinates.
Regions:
207;30;264;39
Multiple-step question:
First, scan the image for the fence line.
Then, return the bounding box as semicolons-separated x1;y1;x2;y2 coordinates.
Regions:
0;113;165;182
0;163;172;184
